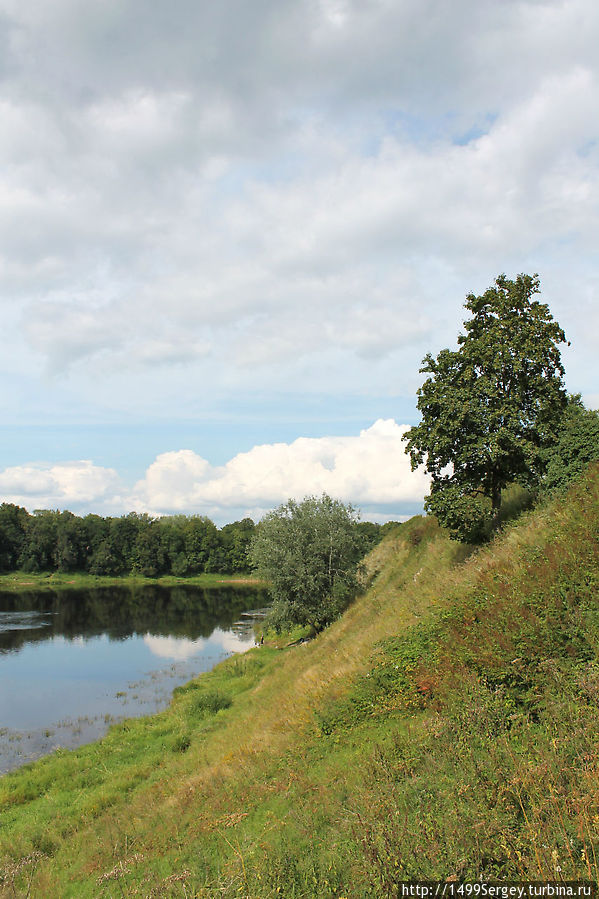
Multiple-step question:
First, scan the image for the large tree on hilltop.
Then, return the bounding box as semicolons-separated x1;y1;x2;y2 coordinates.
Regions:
403;273;568;542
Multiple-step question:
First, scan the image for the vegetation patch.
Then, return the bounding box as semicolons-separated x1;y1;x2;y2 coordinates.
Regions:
186;690;233;717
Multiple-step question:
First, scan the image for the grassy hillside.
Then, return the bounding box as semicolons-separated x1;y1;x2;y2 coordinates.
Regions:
1;466;598;897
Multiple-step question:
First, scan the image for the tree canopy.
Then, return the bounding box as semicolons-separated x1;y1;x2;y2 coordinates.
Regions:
403;274;568;541
542;396;599;494
249;494;363;633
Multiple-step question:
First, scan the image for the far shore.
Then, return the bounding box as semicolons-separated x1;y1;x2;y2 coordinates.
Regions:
0;570;266;592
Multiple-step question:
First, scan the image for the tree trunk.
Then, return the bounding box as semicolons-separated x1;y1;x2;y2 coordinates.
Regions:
491;471;502;514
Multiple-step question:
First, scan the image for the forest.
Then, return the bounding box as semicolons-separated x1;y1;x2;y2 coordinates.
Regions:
0;503;386;578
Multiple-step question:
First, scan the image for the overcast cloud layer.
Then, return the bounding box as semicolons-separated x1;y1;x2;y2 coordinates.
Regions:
1;0;598;522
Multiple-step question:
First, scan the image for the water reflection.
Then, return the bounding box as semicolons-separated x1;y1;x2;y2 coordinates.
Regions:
0;584;265;651
0;584;268;774
143;634;206;660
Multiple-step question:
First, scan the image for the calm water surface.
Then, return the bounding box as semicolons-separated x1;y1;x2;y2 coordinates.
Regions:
0;584;268;774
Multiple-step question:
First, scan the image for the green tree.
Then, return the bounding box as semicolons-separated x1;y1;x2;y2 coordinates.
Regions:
542;395;599;493
355;520;382;556
54;511;87;571
220;518;256;573
108;513;146;572
157;516;187;575
183;516;219;574
82;514;110;571
19;510;59;572
249;494;362;633
132;519;167;577
0;503;29;571
89;537;125;576
403;274;568;542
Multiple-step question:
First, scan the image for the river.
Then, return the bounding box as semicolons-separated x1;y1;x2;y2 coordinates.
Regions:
0;583;268;774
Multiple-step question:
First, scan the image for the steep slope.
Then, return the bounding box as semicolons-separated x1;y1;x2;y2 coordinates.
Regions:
1;466;598;897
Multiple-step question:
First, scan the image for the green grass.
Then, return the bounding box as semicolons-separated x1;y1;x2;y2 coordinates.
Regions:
1;466;599;896
0;570;264;592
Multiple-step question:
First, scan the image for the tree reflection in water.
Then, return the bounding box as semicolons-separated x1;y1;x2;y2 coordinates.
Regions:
0;584;269;653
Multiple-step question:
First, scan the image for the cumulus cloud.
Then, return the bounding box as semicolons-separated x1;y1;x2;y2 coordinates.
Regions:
129;419;430;520
132;450;211;511
0;461;121;511
0;420;428;522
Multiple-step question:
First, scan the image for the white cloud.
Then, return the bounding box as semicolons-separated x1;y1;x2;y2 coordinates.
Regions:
0;420;428;522
129;419;429;519
134;450;211;511
0;0;595;390
4;61;595;392
0;461;121;510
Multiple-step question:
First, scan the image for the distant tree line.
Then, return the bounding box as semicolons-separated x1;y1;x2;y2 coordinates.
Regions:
0;505;389;578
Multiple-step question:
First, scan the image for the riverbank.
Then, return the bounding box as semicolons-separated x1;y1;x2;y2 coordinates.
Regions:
0;570;264;592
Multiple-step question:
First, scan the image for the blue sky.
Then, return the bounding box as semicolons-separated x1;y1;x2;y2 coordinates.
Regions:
0;0;598;524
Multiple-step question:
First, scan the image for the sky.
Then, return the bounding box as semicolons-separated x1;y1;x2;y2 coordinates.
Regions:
0;0;598;525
